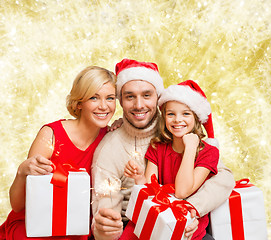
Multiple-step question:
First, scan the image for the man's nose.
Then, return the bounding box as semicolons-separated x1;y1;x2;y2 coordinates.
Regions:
134;97;144;109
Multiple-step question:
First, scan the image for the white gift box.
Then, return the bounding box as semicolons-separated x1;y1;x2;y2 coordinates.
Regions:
134;197;193;240
210;181;268;240
25;171;90;237
126;184;154;224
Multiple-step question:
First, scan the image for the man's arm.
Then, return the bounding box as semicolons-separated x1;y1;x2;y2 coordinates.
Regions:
91;132;126;240
186;159;235;216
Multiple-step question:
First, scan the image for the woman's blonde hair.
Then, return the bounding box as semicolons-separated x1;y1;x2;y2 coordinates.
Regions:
151;102;206;156
66;66;116;118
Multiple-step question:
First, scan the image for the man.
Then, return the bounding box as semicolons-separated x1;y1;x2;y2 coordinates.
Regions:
91;59;235;240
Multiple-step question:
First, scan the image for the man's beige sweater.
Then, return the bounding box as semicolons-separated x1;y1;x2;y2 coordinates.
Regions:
91;116;235;221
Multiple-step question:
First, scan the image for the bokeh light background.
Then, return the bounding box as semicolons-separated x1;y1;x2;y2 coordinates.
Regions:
0;0;270;237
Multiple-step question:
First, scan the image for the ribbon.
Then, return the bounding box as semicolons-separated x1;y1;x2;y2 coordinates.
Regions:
139;192;199;240
228;178;253;240
50;163;86;236
132;174;175;224
235;178;254;188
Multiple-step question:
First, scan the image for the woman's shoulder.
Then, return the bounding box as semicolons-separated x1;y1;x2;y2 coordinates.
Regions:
43;119;66;128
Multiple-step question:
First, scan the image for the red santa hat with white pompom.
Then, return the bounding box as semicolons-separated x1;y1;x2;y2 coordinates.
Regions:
158;80;219;148
115;58;164;98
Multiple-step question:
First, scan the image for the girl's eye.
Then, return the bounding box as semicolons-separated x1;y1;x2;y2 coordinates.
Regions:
167;113;174;116
184;112;191;116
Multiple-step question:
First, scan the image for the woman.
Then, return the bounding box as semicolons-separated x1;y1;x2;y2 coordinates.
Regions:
0;66;117;240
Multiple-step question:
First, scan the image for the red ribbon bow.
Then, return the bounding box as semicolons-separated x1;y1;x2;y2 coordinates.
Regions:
132;174;175;224
139;193;199;240
50;163;86;236
234;178;254;188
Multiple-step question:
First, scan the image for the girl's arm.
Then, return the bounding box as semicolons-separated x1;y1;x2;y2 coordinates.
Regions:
175;133;210;199
9;126;54;212
144;160;158;183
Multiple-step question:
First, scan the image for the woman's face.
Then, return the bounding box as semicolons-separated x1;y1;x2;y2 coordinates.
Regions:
79;82;116;128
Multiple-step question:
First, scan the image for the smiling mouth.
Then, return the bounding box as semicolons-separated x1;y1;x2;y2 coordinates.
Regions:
172;125;186;129
94;113;109;118
132;112;148;119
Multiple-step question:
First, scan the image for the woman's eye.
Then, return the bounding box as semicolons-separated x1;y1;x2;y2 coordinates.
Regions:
89;97;97;100
107;97;115;101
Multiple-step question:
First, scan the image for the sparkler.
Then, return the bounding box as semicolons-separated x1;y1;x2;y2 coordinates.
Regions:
131;136;142;163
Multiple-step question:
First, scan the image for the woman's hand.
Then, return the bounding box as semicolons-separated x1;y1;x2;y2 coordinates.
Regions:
17;154;53;177
107;118;123;132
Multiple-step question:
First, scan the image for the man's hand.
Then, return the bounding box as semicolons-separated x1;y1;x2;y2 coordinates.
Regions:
124;160;146;184
185;209;199;239
93;208;123;240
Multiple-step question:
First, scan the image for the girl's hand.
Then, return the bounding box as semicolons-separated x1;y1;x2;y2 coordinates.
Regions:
183;133;199;150
107;118;123;132
17;154;54;177
124;160;144;181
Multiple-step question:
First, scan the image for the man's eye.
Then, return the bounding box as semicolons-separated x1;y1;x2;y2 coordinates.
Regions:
126;95;134;99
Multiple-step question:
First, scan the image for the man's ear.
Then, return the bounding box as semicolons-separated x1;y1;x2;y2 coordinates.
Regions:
119;96;123;107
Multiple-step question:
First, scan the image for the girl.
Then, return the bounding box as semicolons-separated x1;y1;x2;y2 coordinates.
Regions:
0;66;120;240
124;80;219;240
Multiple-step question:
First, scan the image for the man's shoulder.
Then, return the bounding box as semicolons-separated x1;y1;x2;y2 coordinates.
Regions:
94;126;125;155
100;126;124;145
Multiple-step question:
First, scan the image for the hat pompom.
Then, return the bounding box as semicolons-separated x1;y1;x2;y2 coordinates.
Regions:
205;138;219;148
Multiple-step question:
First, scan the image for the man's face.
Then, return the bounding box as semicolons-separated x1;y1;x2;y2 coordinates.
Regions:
120;80;158;129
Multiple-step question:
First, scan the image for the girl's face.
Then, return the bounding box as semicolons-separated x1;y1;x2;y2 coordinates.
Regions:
79;82;116;128
165;101;195;139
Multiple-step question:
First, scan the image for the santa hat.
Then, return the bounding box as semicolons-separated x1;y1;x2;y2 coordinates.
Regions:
115;58;164;98
158;80;219;147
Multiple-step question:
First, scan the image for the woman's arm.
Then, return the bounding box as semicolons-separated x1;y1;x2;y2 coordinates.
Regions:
9;126;54;212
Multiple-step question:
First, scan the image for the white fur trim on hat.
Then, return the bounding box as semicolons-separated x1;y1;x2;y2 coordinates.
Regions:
116;67;164;98
205;138;219;148
158;85;211;123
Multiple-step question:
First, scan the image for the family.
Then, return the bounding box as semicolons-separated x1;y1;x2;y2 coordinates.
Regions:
0;59;235;240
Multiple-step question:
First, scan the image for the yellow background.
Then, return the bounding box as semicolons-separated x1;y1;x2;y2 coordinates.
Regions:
0;0;270;237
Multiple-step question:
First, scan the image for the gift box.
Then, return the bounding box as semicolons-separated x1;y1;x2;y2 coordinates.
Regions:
210;179;268;240
126;175;175;224
25;164;90;237
134;196;195;240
